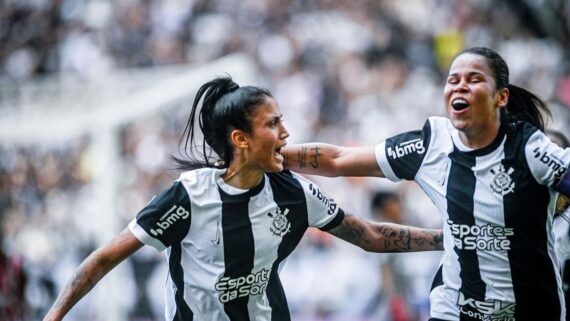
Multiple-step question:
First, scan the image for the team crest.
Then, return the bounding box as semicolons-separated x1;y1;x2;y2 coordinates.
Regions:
267;207;291;237
490;164;515;196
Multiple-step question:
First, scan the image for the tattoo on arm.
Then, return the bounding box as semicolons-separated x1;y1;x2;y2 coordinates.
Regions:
328;216;367;247
329;215;444;252
282;145;322;170
298;147;307;169
309;146;321;168
377;225;411;252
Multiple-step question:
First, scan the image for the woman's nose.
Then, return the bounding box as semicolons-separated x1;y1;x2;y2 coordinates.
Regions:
453;79;468;92
280;126;290;139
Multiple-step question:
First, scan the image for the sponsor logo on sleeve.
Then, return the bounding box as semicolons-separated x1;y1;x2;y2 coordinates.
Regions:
215;268;271;303
533;148;568;180
448;220;513;251
387;138;426;159
308;183;338;215
458;292;515;321
149;205;190;237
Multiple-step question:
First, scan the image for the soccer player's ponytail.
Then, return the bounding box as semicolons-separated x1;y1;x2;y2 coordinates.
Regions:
172;74;273;171
504;84;550;131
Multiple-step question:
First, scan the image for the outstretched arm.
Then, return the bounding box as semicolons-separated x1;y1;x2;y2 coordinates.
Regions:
282;144;385;177
43;227;144;321
327;214;444;252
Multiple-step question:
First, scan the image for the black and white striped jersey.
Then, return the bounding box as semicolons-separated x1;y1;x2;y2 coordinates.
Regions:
375;116;570;321
128;168;344;321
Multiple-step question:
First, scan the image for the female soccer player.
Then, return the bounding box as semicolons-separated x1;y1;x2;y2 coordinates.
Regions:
283;47;570;321
43;75;443;321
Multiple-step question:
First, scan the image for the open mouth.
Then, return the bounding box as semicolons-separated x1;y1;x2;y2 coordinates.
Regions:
452;98;470;111
274;146;284;160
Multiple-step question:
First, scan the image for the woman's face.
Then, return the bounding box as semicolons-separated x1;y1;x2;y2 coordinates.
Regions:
243;97;289;172
444;53;508;133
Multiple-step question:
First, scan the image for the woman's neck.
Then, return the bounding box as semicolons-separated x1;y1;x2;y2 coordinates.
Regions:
222;162;264;190
459;120;501;150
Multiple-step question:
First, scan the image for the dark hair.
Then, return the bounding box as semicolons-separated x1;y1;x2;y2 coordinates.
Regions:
370;191;399;210
456;47;551;131
172;75;272;170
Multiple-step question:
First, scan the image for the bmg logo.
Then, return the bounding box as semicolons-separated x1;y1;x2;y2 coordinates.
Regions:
308;183;338;215
150;205;190;236
533;147;567;180
387;138;425;159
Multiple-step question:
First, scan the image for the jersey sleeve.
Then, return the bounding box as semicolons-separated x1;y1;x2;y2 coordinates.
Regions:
375;119;432;181
525;130;570;195
128;180;192;252
291;173;345;231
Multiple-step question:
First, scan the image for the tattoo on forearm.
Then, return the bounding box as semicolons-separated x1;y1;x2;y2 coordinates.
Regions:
309;146;321;168
377;225;409;252
377;225;444;252
330;219;366;246
283;146;322;170
330;216;444;252
298;147;307;169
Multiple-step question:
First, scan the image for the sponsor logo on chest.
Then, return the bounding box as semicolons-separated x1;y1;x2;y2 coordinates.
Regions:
215;268;271;303
448;220;513;251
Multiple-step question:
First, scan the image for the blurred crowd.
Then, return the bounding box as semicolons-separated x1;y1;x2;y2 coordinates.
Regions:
1;0;570;320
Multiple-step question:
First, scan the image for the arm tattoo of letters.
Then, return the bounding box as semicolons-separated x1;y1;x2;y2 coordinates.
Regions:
309;146;321;168
297;147;307;169
376;224;443;252
377;225;410;252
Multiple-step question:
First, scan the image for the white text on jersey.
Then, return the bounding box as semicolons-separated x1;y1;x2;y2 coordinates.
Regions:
215;268;271;303
448;220;513;251
308;184;338;215
150;205;190;236
458;292;515;321
533;148;568;180
387;138;426;159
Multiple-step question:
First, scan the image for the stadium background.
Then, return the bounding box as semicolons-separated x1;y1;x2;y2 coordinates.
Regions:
1;1;569;320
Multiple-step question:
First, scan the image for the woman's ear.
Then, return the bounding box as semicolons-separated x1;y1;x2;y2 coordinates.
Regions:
497;87;509;108
230;129;249;149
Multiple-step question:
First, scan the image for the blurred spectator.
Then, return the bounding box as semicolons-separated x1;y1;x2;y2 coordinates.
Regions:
0;233;27;321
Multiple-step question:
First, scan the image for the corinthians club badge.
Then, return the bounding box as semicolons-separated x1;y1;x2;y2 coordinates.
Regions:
268;207;291;237
490;164;515;196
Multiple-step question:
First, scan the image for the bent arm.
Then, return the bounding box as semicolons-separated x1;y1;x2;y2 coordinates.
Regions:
327;214;444;252
282;143;385;177
43;228;144;321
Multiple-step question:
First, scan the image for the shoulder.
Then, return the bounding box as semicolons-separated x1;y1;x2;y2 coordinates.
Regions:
179;168;217;186
267;171;322;193
427;116;454;137
266;170;303;188
505;120;540;141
